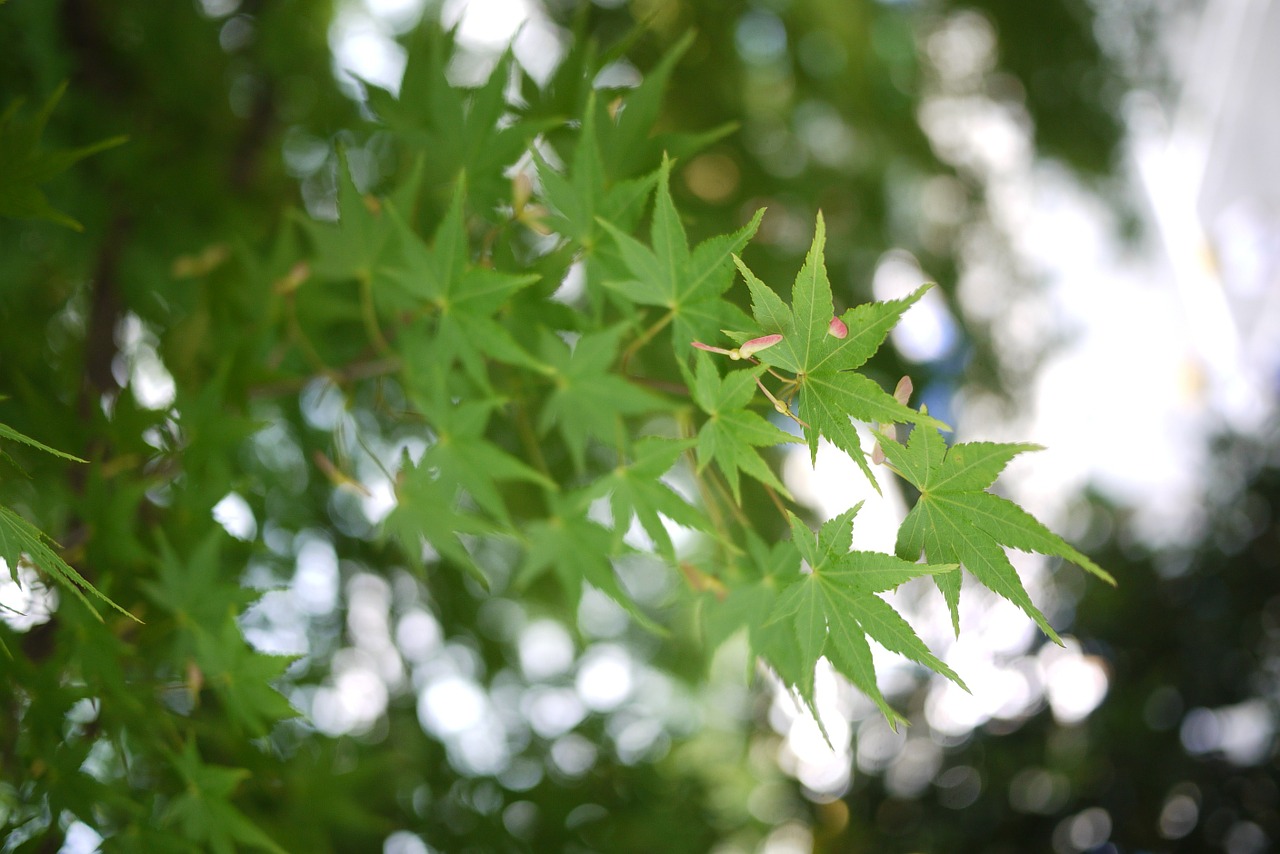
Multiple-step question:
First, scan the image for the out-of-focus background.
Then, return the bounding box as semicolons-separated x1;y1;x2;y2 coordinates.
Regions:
5;0;1280;851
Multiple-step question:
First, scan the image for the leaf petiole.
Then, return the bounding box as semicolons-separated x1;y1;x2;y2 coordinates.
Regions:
622;309;675;371
754;375;808;428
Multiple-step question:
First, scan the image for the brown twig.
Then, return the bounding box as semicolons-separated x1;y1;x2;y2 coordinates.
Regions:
247;357;402;400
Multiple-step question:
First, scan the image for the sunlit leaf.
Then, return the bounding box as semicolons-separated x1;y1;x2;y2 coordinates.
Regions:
728;215;945;489
599;156;764;353
765;506;962;728
686;353;798;502
878;419;1113;639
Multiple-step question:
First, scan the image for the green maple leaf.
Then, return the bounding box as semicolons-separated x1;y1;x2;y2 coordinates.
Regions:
0;418;87;463
584;436;709;562
408;370;555;526
364;28;546;206
593;31;736;181
0;417;135;624
537;325;666;470
876;420;1115;641
298;149;389;282
597;156;763;353
687;352;798;502
519;490;662;633
0;505;135;623
162;741;287;854
172;367;266;511
385;450;494;590
363;25;466;148
0;83;126;230
0;415;135;622
143;532;257;641
729;213;945;489
387;177;545;386
193;619;299;736
534;90;658;247
143;533;296;734
765;505;962;728
700;533;809;688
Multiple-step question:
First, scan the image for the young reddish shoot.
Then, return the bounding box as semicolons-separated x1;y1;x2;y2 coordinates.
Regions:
691;334;783;362
872;375;914;465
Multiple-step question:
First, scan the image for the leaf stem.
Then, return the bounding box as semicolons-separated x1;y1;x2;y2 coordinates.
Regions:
761;482;790;523
754;375;808;428
247;357;401;399
613;414;631;459
511;396;553;483
621;309;674;373
359;272;395;357
354;424;395;485
285;295;334;378
706;468;752;529
677;410;735;561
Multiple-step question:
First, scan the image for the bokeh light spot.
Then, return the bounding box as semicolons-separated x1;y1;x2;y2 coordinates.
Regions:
518;619;574;681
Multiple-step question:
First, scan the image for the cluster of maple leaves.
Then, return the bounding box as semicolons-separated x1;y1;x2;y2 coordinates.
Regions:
330;35;1114;731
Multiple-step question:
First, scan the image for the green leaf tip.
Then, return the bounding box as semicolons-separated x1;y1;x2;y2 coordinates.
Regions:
0;421;88;463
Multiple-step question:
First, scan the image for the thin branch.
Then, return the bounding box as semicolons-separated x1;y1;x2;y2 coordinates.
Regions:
359;272;395;357
247;357;401;400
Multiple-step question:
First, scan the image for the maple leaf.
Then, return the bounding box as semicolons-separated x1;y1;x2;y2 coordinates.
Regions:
0;417;137;622
765;506;962;728
193;619;299;736
407;368;556;526
699;533;809;688
876;419;1115;641
162;741;288;854
0;418;87;463
297;149;389;283
385;177;544;386
584;436;710;562
686;353;799;502
728;213;946;489
143;532;258;641
142;533;296;734
363;30;544;206
537;326;666;470
592;31;736;181
534;90;658;247
0;506;133;623
0;83;125;230
519;490;662;633
384;449;494;590
598;156;764;354
172;369;268;512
